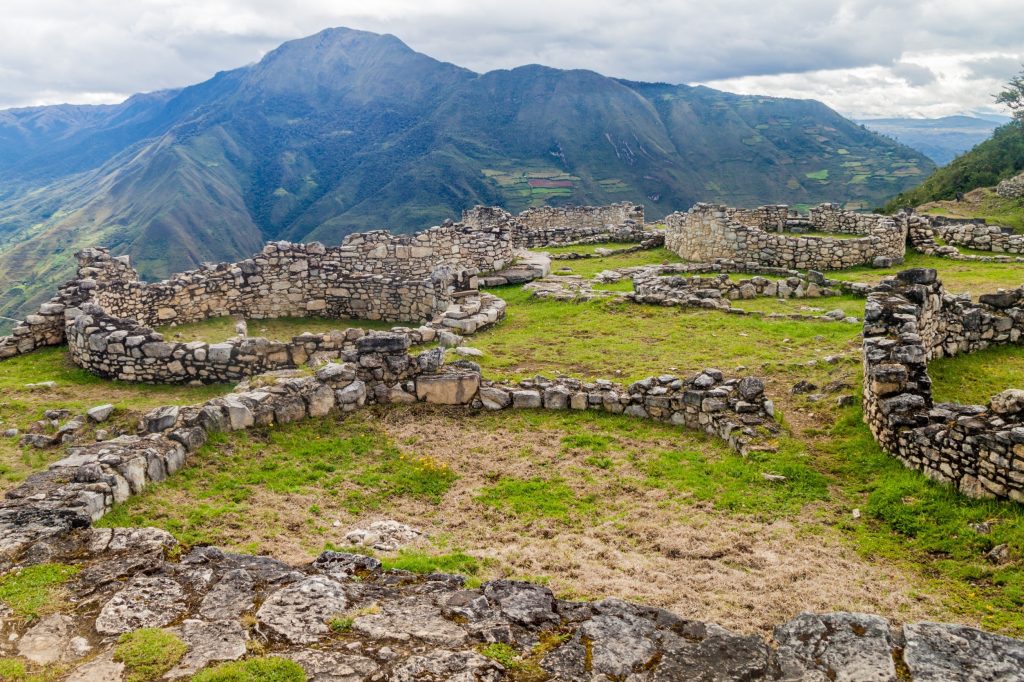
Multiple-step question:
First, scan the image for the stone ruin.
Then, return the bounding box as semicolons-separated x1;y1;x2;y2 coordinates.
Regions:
462;202;649;248
3;326;1021;680
908;213;1024;260
665;203;908;269
863;269;1024;502
1;202;1024;678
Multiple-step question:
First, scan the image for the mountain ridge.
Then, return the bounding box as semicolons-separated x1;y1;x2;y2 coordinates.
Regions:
0;26;933;327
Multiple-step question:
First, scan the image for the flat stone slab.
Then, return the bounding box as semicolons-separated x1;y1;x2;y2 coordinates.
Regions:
256;575;349;644
17;613;91;665
353;600;468;647
774;612;896;681
167;619;248;678
903;622;1024;681
95;575;188;635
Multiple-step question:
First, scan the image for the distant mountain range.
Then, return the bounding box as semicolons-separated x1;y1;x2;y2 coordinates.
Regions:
858;115;1010;166
884;120;1024;211
0;27;933;326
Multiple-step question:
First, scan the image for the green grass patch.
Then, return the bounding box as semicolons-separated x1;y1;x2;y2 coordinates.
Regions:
560;433;616;453
0;346;231;492
379;549;481;576
822;406;1024;635
637;439;829;515
97;416;457;549
473;286;860;383
478;642;520;668
731;294;864;317
190;657;306;682
531;242;641;256
537;248;682;279
921;189;1024;232
0;659;28;681
114;628;188;682
928;344;1024;406
827;251;1024;297
477;477;597;523
805;169;829;181
0;563;79;619
591;280;634;293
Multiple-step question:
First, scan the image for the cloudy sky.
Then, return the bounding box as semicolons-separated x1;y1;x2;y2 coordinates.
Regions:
2;0;1021;119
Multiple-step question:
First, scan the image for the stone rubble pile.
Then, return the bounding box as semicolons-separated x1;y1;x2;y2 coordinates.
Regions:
996;170;1024;198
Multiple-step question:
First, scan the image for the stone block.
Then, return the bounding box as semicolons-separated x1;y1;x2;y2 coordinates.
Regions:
416;373;481;405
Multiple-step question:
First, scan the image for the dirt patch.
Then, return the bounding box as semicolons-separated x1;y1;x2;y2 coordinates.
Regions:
366;408;943;635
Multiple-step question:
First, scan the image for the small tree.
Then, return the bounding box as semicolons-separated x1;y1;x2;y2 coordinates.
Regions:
995;67;1024;123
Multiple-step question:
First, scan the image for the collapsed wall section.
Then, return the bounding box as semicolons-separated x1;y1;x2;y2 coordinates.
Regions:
862;269;1024;502
665;203;907;269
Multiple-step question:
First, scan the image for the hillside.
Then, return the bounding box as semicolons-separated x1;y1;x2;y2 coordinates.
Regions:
858;115;1008;165
0;27;933;327
884;122;1024;211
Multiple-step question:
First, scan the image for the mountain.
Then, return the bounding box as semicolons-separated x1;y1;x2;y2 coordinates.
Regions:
884;122;1024;211
858;115;1010;166
0;27;933;327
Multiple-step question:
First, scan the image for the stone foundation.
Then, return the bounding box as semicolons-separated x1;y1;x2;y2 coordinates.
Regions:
665;203;907;269
862;269;1024;502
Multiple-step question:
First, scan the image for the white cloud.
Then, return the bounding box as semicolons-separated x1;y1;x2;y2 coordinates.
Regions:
0;0;1021;118
700;52;1023;119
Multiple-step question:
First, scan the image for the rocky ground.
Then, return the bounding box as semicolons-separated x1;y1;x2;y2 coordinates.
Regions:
4;526;1023;681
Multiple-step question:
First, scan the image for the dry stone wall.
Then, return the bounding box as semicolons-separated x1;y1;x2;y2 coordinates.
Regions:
907;214;1024;262
665;203;907;269
64;293;506;384
462;202;647;248
633;267;861;306
862;269;1024;502
0;220;515;372
915;217;1024;256
0;203;644;365
81;225;512;329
